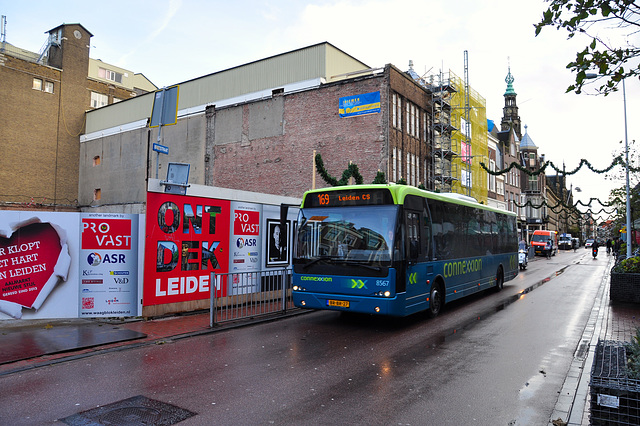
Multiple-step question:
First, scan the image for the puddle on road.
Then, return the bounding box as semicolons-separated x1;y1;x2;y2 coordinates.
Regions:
437;266;570;345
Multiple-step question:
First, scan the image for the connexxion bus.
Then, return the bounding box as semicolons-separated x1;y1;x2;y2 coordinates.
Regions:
292;184;518;317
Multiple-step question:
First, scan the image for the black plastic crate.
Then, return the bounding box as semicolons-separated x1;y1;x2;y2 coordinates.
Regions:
590;340;640;425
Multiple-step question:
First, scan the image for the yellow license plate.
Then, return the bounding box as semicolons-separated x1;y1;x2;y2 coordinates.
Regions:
327;299;349;308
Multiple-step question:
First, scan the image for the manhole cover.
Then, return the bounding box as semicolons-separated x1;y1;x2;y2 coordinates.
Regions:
61;395;196;425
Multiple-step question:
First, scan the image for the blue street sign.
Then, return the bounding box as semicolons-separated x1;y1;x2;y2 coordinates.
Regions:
153;143;169;155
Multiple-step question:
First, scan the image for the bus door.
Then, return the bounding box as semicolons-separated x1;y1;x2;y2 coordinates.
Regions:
404;197;433;313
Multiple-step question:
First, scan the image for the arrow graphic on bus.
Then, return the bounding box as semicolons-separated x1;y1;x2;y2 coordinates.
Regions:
409;272;417;285
351;279;367;289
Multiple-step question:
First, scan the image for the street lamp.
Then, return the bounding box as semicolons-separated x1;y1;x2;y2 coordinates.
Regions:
585;74;632;258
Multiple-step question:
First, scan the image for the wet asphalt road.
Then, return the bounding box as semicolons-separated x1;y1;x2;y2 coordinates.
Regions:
0;249;607;425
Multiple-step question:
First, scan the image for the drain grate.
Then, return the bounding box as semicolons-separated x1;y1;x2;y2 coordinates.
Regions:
61;395;196;425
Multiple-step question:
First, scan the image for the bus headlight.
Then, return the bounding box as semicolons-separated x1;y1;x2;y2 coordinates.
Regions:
384;291;391;297
293;286;300;291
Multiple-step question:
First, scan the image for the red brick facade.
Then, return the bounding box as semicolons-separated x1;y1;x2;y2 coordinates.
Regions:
208;65;435;198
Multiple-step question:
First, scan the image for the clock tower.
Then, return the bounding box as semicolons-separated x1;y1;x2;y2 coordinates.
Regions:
500;66;521;140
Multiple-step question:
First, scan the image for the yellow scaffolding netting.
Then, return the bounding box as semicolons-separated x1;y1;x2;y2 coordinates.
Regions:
448;70;488;204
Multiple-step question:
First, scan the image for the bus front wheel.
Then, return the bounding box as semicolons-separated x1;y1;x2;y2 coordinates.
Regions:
427;282;444;318
495;267;504;292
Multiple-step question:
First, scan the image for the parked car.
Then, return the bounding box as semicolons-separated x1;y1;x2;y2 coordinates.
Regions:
531;230;558;257
585;239;595;248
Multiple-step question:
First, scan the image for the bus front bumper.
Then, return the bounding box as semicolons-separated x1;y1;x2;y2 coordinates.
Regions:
293;291;402;316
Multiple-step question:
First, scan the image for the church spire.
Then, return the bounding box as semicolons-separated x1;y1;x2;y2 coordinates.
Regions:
504;66;517;96
501;62;521;140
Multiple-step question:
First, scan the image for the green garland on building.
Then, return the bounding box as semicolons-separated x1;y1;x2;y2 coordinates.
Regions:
314;153;624;217
315;153;389;186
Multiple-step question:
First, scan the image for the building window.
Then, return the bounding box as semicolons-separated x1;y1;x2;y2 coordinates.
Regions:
412;154;417;186
410;105;416;137
93;188;101;201
406;155;410;184
406;103;410;134
98;67;123;84
489;160;496;192
32;78;42;90
91;92;108;108
397;97;402;131
44;81;54;93
93;156;101;166
423;112;427;141
392;147;397;181
113;97;122;103
392;94;397;128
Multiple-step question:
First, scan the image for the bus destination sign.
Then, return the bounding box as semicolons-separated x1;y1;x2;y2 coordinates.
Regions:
304;188;393;208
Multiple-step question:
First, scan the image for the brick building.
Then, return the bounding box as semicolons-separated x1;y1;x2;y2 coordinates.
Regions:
81;42;492;212
0;23;155;211
205;63;436;197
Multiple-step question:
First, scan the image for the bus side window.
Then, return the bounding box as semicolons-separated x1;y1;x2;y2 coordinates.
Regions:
429;200;446;260
422;201;432;259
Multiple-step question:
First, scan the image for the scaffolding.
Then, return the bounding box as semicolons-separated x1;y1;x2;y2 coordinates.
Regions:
428;71;458;193
427;66;488;202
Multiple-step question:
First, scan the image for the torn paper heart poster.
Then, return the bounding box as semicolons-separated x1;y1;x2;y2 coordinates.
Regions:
0;217;72;319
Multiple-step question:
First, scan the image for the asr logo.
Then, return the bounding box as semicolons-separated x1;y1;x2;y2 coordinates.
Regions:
351;279;367;289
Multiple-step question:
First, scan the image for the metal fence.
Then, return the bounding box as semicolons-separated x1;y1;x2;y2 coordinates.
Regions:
209;269;296;327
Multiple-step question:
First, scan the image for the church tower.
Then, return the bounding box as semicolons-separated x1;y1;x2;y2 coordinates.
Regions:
500;66;522;140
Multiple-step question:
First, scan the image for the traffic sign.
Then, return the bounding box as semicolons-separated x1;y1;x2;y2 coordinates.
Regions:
153;143;169;155
150;85;179;127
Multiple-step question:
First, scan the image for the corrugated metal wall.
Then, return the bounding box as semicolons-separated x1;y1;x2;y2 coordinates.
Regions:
85;43;371;135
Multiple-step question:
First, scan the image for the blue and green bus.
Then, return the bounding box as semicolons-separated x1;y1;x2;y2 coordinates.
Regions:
292;184;518;317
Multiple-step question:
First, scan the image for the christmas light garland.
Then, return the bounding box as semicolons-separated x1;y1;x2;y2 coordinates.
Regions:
314;153;631;221
480;155;640;176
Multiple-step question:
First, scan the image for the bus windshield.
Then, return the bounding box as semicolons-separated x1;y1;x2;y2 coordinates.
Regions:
295;205;399;267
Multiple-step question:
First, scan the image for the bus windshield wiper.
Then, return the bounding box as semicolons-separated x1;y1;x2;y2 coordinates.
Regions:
302;256;338;269
341;259;382;271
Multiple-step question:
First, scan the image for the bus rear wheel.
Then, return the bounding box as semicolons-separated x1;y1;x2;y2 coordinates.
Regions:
427;282;443;318
495;267;504;292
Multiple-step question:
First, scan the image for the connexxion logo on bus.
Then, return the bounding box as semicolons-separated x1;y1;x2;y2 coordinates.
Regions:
443;258;482;278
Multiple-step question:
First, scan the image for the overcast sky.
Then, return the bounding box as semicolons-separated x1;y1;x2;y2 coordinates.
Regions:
3;0;638;220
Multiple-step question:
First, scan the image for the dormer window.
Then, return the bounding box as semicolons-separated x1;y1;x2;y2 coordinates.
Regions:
98;67;123;84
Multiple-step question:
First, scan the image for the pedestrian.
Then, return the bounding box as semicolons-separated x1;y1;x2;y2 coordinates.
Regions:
606;239;612;255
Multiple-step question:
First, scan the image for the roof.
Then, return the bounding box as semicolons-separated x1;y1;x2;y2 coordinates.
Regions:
47;23;93;37
519;124;537;149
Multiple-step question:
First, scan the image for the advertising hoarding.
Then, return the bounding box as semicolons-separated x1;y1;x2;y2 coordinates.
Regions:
0;212;78;319
144;192;230;306
79;213;140;317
